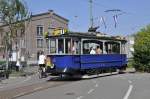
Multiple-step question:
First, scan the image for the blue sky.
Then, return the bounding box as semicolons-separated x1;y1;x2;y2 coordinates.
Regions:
24;0;150;36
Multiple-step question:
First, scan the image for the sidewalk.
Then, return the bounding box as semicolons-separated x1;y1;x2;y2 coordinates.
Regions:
0;66;38;89
0;76;27;86
21;65;39;76
125;68;136;73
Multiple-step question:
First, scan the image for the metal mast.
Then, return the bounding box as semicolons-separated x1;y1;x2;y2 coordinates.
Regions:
89;0;94;28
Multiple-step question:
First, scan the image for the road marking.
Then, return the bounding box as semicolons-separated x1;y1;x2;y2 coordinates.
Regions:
88;89;94;94
14;92;26;97
77;96;83;99
128;80;132;84
95;84;98;88
34;87;43;91
123;85;133;99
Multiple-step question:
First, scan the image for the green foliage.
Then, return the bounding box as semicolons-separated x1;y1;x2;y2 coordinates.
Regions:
0;61;6;65
0;0;30;70
133;25;150;72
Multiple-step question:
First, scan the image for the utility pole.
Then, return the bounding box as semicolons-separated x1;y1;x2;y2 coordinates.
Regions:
89;0;98;32
89;0;94;28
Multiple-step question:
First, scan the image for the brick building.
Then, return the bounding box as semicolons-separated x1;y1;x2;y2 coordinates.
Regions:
0;10;69;62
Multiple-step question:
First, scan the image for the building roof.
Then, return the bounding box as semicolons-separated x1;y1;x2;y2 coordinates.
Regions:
0;10;69;27
31;10;69;22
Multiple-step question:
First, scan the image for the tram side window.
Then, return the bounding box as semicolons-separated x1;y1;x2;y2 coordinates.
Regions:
112;43;120;54
58;39;64;54
65;39;71;54
105;42;120;54
65;39;79;54
83;43;90;54
50;39;56;53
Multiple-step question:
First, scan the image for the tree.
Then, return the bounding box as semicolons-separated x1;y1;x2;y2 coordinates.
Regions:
0;0;30;70
133;25;150;72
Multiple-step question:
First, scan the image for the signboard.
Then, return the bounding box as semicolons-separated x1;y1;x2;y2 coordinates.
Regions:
52;29;68;36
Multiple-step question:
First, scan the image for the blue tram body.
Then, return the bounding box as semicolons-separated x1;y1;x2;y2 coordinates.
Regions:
48;54;127;75
45;32;127;76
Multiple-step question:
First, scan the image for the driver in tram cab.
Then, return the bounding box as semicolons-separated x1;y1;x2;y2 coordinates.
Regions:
96;46;102;54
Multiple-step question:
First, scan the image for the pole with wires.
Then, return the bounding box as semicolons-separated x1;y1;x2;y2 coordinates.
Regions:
89;0;94;28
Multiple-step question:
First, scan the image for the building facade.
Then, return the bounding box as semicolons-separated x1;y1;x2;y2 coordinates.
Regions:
125;35;134;59
0;10;69;62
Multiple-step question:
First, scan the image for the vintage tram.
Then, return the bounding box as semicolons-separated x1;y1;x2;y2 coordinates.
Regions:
44;31;127;77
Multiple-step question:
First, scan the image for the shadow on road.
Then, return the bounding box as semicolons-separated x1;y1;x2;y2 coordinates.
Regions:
46;76;82;82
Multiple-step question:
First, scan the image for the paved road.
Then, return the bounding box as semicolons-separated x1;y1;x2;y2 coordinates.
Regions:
14;73;150;99
0;73;74;99
0;73;150;99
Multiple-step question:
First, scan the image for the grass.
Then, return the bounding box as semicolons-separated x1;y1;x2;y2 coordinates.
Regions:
0;61;6;65
127;58;134;68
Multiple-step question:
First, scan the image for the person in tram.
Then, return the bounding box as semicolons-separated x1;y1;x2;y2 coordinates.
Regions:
71;41;76;54
90;47;96;54
108;49;112;54
96;46;102;54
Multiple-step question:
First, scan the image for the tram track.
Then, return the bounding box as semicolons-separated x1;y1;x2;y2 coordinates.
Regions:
0;79;72;99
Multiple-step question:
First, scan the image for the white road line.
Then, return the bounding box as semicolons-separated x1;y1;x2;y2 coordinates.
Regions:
14;92;26;97
34;87;43;91
76;96;83;99
95;84;98;88
88;89;94;94
123;85;133;99
128;80;132;84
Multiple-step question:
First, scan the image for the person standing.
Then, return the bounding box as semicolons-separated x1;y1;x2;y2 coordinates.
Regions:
16;59;21;71
38;51;46;77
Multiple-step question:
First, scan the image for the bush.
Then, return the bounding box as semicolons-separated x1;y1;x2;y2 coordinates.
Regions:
0;61;6;65
133;25;150;72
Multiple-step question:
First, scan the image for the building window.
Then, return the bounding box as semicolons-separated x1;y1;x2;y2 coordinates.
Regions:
37;25;43;36
37;39;43;48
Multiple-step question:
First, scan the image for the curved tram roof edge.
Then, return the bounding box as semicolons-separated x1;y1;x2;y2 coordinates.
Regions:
47;32;127;42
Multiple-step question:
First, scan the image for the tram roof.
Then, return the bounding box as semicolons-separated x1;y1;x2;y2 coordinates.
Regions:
47;32;127;42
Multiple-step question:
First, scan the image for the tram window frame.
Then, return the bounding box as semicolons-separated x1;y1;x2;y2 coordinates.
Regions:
64;38;80;55
105;42;120;54
50;39;56;54
58;39;64;54
65;38;71;54
72;40;80;55
82;40;103;54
